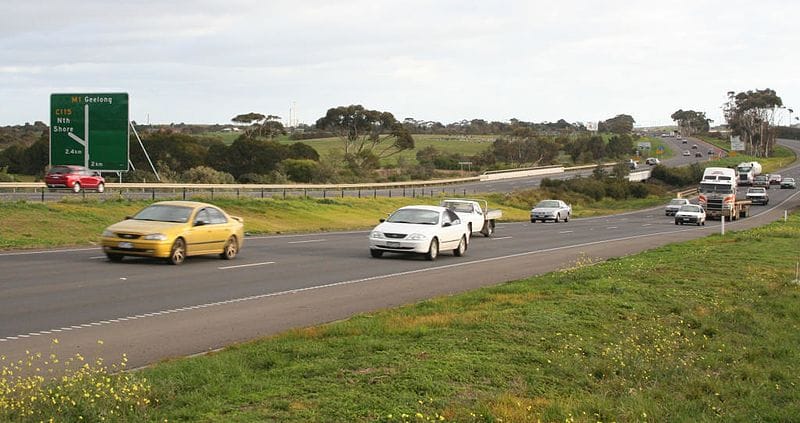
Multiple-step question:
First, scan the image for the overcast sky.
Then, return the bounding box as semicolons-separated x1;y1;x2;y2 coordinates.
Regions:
1;0;797;127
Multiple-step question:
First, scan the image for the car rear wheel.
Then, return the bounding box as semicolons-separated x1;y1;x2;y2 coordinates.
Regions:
555;213;561;223
106;253;124;262
453;235;467;257
97;182;105;193
370;249;383;258
481;221;493;237
564;214;569;222
168;238;186;265
72;182;81;193
425;238;439;261
220;236;238;260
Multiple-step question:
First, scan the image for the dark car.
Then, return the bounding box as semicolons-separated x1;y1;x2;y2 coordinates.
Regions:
752;175;770;189
694;151;703;157
45;165;105;193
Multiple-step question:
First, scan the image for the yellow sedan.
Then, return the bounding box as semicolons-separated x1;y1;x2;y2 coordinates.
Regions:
100;201;244;264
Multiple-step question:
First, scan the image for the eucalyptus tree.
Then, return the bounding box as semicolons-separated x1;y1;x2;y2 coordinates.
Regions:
723;89;782;157
315;105;414;169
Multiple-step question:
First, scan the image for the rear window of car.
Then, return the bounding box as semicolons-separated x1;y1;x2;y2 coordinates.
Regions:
48;166;74;174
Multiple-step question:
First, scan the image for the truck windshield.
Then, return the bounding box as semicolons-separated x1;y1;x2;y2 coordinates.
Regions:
699;183;733;194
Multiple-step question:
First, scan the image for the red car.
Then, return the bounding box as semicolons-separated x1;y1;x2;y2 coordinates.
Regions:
45;165;105;193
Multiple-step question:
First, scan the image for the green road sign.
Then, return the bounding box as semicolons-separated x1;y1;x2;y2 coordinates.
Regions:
50;93;129;171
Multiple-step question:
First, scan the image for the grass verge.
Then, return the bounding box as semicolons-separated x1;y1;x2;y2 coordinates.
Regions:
0;194;670;250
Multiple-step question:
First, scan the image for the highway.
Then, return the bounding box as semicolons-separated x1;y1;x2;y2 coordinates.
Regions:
0;138;798;372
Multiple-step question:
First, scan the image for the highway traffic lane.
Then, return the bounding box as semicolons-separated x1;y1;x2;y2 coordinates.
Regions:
6;201;795;374
3;173;798;341
1;188;798;374
0;203;763;340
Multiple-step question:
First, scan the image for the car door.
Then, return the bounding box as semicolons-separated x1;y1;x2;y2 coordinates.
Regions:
205;207;232;251
78;168;98;189
185;208;217;254
439;209;463;249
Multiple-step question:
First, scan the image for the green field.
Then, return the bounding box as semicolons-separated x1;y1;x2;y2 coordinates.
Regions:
203;131;670;167
4;213;798;422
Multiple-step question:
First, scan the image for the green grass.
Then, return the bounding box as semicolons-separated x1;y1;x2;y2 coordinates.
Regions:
109;213;799;422
0;193;675;251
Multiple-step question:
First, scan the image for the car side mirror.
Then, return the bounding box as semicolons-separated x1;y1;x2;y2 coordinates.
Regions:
124;215;132;220
194;220;208;227
379;218;386;223
443;222;452;227
92;172;101;177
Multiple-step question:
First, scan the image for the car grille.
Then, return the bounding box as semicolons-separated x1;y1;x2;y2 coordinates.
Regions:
116;233;142;239
384;233;407;239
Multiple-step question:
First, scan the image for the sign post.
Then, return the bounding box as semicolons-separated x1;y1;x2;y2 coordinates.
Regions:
50;93;129;171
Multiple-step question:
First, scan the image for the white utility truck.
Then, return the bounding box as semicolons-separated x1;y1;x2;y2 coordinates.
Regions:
440;199;502;237
698;167;751;220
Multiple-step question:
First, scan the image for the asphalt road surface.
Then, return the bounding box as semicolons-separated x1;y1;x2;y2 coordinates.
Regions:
1;139;798;373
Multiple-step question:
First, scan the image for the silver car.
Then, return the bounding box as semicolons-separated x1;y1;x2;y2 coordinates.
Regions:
530;200;572;223
665;198;690;216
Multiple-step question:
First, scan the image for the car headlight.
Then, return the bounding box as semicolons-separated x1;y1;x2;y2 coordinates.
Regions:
143;233;168;241
101;229;114;237
406;233;427;241
370;231;385;239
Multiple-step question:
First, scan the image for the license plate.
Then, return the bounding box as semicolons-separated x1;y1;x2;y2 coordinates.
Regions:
118;242;134;249
386;241;400;248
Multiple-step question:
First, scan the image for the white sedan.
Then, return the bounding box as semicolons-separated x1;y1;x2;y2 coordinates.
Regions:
530;199;572;223
369;205;469;260
674;204;706;226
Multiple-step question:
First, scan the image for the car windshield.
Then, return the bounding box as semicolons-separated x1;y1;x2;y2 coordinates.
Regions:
679;205;702;213
535;200;560;208
669;199;686;205
699;183;733;194
784;178;795;183
386;209;440;225
133;205;193;223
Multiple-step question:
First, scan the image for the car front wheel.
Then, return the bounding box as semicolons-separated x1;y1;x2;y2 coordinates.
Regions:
168;238;186;265
425;238;439;261
106;253;123;262
97;182;105;193
72;182;81;193
370;249;383;258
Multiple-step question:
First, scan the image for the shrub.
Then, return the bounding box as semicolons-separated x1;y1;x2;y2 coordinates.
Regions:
179;166;235;184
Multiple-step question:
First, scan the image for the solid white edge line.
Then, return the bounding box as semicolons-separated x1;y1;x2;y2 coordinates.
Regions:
0;225;713;343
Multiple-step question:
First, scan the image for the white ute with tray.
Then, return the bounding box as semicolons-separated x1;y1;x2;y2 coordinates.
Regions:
440;199;502;237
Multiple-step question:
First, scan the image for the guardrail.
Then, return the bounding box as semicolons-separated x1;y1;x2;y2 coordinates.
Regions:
677;188;699;198
0;161;635;202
